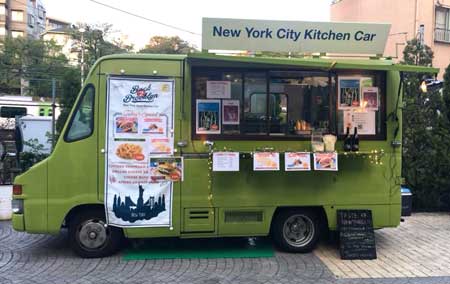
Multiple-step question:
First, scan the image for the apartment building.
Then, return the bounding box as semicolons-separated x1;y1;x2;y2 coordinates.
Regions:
0;0;46;40
331;0;450;78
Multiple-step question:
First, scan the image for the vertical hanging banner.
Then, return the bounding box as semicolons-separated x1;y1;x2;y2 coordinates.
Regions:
105;77;175;227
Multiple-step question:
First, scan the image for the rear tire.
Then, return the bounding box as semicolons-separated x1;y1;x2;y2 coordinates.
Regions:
69;208;123;258
271;209;320;253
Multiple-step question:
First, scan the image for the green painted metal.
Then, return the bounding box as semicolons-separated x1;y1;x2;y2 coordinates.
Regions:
12;53;427;239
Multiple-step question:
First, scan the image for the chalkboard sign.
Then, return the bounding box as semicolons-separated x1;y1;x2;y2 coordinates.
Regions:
337;209;377;260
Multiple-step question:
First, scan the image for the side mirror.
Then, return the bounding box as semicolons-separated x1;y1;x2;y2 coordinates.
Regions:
15;126;23;154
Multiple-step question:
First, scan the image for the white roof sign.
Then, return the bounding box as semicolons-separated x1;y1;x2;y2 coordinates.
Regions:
202;18;391;55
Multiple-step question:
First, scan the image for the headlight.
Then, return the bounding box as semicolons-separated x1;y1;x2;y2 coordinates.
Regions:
11;199;23;214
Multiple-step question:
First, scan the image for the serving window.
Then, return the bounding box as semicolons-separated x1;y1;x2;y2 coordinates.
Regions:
192;67;385;140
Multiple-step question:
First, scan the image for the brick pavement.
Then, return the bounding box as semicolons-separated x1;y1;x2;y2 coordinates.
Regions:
315;213;450;280
1;214;450;283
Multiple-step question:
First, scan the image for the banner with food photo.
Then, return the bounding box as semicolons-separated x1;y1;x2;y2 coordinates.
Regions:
253;152;280;171
105;77;175;227
284;152;311;171
313;152;338;171
150;157;183;182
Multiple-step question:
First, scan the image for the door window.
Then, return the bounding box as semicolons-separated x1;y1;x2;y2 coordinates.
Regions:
65;85;95;142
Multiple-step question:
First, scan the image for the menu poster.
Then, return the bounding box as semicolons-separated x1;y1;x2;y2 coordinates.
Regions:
362;87;379;110
105;77;175;228
196;100;221;134
207;81;231;99
150;157;183;182
253;152;280;171
285;152;311;171
314;152;338;171
343;110;376;135
213;152;240;172
222;100;240;125
339;78;361;109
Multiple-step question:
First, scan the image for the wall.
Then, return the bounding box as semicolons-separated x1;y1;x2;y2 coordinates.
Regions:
331;0;450;78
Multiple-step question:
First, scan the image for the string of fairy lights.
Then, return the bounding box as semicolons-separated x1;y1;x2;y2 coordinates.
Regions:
205;147;386;206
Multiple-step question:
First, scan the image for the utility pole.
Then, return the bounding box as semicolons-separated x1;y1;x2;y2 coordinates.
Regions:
79;28;86;87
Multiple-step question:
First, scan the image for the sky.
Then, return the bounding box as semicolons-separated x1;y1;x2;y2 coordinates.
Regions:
42;0;333;50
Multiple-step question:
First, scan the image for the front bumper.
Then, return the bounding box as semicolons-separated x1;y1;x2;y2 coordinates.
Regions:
12;214;25;231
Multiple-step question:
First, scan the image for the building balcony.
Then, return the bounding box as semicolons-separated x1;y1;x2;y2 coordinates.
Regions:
435;28;450;43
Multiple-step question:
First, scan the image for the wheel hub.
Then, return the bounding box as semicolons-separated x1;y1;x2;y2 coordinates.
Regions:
283;214;315;248
78;220;108;250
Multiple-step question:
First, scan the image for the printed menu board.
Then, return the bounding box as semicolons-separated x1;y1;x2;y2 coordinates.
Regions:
213;152;240;171
314;152;338;171
105;77;174;228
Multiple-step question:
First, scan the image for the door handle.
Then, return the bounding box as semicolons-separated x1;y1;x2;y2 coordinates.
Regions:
100;148;105;154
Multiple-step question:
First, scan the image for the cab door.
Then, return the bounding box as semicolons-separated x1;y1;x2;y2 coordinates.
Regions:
97;58;184;238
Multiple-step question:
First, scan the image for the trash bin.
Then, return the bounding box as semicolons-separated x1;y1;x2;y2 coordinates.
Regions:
401;187;412;217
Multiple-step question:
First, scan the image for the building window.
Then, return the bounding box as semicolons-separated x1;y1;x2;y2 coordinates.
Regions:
0;27;6;36
11;10;24;22
11;30;24;38
38;6;45;19
435;7;450;43
27;14;35;27
0;4;6;15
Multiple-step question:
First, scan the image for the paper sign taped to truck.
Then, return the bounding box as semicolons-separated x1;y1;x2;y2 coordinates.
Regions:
105;77;175;227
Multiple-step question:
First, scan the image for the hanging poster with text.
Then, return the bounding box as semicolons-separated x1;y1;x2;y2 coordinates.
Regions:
150;157;183;182
284;152;311;171
222;100;240;125
253;152;280;171
196;99;221;134
343;110;376;135
213;152;240;171
314;152;338;171
105;77;175;227
338;77;361;109
207;81;231;99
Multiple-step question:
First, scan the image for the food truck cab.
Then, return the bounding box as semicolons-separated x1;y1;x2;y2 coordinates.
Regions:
11;19;439;258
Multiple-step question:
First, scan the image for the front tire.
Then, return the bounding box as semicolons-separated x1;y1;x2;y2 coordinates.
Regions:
69;208;123;258
271;209;320;253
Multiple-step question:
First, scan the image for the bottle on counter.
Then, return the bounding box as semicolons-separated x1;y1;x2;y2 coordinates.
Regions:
351;127;359;152
343;127;352;152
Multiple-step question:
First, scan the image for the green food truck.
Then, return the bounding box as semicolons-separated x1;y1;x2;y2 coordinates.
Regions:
11;52;437;257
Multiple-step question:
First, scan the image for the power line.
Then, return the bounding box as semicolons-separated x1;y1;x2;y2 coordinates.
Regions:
89;0;201;36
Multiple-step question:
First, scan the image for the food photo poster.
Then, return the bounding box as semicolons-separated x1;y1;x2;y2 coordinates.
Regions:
285;152;311;171
313;152;338;171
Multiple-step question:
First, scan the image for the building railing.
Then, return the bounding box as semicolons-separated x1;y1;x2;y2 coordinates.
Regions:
435;28;450;43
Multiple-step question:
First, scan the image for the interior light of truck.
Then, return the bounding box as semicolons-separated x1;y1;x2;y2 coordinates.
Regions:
11;199;23;214
13;184;22;195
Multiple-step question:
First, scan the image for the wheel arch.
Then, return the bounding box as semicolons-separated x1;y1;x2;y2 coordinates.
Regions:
63;203;105;228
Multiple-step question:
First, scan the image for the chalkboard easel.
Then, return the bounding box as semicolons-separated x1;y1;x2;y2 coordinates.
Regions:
337;209;377;260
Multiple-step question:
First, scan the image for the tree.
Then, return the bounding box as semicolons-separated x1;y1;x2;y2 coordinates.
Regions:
401;40;450;210
56;67;81;134
443;63;450;122
139;36;195;54
0;37;68;96
71;23;131;71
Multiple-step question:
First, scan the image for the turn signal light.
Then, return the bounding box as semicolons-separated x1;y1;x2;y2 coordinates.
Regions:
13;184;22;195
